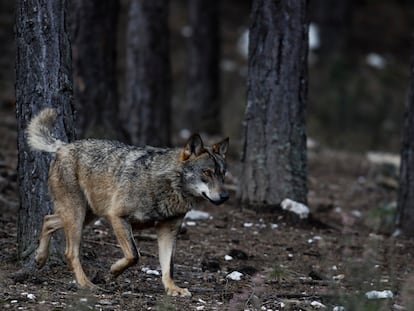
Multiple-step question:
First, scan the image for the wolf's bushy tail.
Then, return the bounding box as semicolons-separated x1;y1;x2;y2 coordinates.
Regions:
26;108;65;153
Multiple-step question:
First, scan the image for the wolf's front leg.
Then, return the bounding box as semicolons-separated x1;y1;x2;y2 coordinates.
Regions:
156;219;191;297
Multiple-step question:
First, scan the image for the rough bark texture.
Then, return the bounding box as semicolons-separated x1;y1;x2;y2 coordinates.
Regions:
397;45;414;236
70;0;120;139
15;0;75;266
240;0;309;210
121;0;171;146
187;0;221;135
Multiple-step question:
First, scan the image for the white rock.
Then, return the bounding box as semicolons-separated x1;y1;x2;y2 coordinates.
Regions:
271;224;278;229
332;274;345;280
392;228;402;237
243;222;254;228
333;307;346;311
196;307;205;310
226;271;243;281
185;210;210;220
94;219;104;226
365;290;393;299
310;300;326;308
27;294;36;300
281;199;310;219
186;221;197;227
366;151;400;168
224;255;233;261
141;267;160;276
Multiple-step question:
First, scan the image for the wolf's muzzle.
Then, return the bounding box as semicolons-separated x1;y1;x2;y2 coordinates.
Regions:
204;191;229;205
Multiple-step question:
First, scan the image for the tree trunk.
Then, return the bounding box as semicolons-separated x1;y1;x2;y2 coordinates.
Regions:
70;0;120;139
397;44;414;236
186;0;221;135
121;0;171;146
240;0;309;210
15;0;75;267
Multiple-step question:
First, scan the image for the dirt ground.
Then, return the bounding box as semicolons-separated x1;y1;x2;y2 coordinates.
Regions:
1;104;414;311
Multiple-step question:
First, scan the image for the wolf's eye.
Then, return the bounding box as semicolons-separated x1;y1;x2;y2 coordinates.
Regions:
202;169;212;177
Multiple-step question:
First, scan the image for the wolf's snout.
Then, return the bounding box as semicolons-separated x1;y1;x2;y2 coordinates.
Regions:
211;191;229;205
220;192;229;202
202;190;229;205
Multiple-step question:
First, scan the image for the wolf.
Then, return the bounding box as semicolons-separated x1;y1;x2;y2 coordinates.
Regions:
27;108;229;297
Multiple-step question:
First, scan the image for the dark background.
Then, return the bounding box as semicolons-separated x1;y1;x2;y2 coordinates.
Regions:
1;0;414;151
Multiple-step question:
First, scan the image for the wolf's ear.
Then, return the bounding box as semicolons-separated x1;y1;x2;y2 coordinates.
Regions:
180;133;205;161
212;137;229;157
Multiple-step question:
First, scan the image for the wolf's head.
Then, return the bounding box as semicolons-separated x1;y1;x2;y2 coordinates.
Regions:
180;134;229;205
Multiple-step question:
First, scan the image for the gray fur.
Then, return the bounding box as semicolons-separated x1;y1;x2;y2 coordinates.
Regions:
27;108;229;297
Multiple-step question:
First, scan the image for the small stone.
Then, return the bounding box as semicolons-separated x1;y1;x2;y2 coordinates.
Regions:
226;271;243;281
310;300;326;308
365;290;393;299
224;255;233;261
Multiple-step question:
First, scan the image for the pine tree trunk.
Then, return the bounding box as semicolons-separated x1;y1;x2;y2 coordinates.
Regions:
187;0;221;135
240;0;309;210
15;0;75;267
70;0;120;139
397;46;414;236
121;0;171;146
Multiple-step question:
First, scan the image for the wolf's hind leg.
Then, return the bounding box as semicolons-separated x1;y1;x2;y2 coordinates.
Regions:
156;219;191;297
108;215;139;277
35;214;62;268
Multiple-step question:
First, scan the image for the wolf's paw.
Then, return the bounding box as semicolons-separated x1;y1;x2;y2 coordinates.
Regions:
166;286;191;297
34;250;47;269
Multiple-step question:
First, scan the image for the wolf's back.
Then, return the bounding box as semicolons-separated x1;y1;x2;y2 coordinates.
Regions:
26;108;64;153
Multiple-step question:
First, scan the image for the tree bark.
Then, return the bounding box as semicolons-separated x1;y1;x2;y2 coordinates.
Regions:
240;0;309;210
15;0;75;266
121;0;171;146
70;0;120;139
186;0;221;135
397;43;414;236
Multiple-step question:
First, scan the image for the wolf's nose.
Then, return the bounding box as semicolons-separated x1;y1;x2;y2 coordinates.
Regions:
220;192;229;202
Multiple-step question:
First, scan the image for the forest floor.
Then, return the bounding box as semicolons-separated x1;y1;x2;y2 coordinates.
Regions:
1;104;414;311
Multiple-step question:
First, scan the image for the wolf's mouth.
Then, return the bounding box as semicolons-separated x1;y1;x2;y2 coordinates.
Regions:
202;192;227;205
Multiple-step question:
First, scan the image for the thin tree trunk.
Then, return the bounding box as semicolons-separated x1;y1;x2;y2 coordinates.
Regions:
240;0;309;210
397;43;414;236
187;0;221;135
70;0;120;139
15;0;75;267
121;0;171;146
